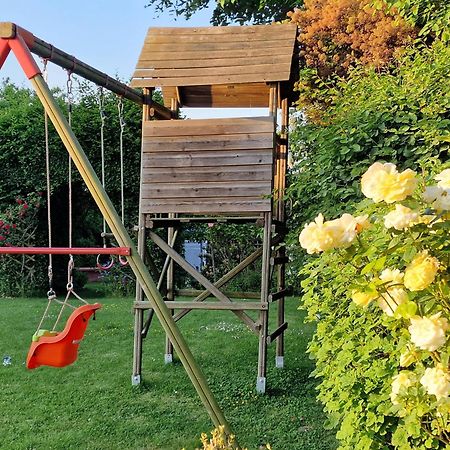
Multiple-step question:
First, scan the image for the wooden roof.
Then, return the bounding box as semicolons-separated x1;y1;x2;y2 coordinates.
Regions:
130;24;298;108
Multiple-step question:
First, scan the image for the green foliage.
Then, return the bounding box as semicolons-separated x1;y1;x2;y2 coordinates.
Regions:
287;40;450;233
145;0;298;24
372;0;450;42
299;163;450;448
0;79;149;295
0;294;336;449
0;193;47;296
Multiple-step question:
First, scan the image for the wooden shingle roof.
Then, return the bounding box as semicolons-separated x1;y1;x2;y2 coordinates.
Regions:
130;24;298;108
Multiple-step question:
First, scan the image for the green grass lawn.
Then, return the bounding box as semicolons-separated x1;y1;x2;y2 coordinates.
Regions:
0;287;337;450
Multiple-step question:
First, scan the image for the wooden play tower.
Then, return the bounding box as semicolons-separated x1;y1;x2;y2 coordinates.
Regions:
130;24;299;393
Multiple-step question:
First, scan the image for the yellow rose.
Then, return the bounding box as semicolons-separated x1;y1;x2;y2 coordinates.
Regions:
435;169;450;189
422;185;450;211
404;251;440;291
420;365;450;400
361;162;417;204
328;213;361;248
355;215;371;232
391;371;415;405
434;190;450;211
423;185;443;203
351;290;378;307
377;269;408;316
384;204;419;230
299;214;336;254
408;313;448;351
300;213;368;254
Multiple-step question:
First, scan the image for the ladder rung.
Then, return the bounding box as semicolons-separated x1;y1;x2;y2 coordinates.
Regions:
267;322;288;344
270;256;289;266
268;288;291;302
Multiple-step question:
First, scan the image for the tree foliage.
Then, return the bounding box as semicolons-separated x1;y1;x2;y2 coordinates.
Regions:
145;0;297;25
372;0;450;42
0;80;144;293
288;0;416;122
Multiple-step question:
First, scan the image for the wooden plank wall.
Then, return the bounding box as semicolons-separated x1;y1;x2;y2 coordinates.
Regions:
140;117;275;214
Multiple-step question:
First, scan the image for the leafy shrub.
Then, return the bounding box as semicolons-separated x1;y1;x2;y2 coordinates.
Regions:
0;193;47;296
299;160;450;448
372;0;450;42
287;40;450;233
288;0;416;121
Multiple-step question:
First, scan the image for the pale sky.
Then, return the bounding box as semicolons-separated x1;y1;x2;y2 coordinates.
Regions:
2;0;213;86
1;1;265;118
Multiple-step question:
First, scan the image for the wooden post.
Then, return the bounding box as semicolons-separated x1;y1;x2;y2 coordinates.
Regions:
256;84;278;392
165;213;175;363
133;211;146;385
164;98;179;361
24;72;231;433
133;87;153;385
276;97;289;369
257;211;272;394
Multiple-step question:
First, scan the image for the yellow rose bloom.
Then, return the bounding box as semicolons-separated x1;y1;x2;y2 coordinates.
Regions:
351;290;378;307
404;251;440;291
391;371;415;405
420;365;450;400
299;214;336;254
435;169;450;189
377;268;408;316
361;162;417;204
300;213;368;254
408;313;448;351
384;204;418;230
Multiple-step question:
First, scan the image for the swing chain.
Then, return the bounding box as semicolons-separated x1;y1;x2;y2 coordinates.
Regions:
42;58;49;82
98;86;107;125
42;57;56;299
66;255;74;291
118;97;126;129
66;71;74;120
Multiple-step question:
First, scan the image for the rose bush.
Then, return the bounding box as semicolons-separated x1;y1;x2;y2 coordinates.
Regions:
299;161;450;448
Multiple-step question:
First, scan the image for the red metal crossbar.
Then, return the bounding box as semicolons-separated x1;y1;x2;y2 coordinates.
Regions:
0;247;131;256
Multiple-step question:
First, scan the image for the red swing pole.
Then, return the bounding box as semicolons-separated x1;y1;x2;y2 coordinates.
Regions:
0;247;131;255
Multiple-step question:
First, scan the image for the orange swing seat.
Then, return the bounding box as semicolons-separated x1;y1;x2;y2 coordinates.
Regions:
26;303;101;369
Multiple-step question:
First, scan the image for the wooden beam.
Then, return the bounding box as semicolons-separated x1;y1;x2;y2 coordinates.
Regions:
135;301;267;311
173;233;283;323
0;22;15;38
148;230;259;332
176;289;260;300
0;22;173;118
268;288;292;303
267;322;288;345
146;216;262;228
28;69;230;433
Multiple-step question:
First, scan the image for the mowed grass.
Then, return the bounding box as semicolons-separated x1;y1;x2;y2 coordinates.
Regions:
0;288;337;450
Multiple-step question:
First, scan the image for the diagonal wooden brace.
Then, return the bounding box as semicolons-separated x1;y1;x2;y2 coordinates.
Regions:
148;230;259;332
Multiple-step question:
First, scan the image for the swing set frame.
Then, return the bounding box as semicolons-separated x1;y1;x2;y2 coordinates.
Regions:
0;22;231;434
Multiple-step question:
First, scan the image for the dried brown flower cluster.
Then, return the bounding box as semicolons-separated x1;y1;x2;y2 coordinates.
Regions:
288;0;417;77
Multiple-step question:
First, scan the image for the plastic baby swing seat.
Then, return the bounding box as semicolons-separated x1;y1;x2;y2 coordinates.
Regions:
26;303;102;369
